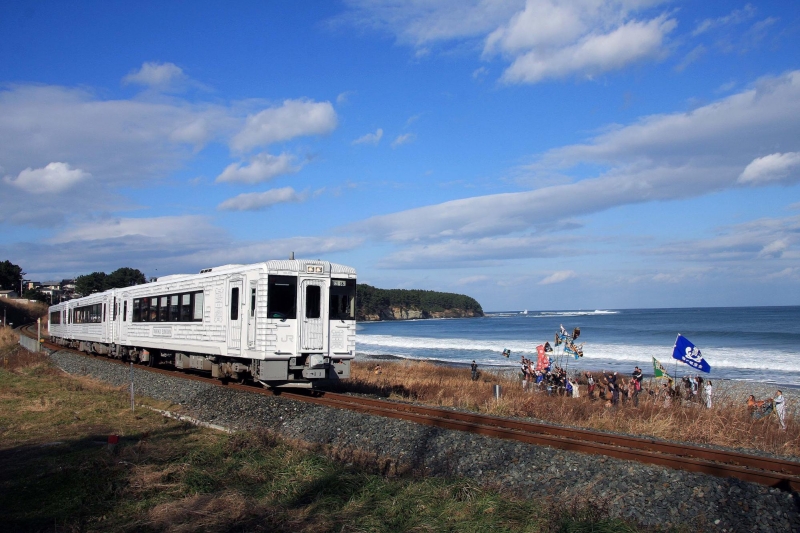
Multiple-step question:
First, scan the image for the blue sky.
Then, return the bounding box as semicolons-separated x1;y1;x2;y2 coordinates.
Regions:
1;1;799;310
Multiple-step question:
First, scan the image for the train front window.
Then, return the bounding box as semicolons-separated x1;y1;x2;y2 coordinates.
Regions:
267;275;297;319
329;279;356;320
306;285;321;319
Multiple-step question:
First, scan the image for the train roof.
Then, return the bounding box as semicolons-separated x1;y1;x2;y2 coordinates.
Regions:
152;259;356;283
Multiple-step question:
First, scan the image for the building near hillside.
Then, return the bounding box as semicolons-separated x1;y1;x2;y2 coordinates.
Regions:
0;290;18;299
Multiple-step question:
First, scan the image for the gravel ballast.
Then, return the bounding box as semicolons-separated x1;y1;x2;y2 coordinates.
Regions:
49;349;800;532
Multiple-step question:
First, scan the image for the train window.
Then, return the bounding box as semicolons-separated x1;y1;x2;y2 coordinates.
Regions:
180;294;192;321
169;295;179;321
267;275;297;319
142;297;151;322
133;299;141;322
250;288;256;317
306;285;321;319
113;297;117;320
157;296;166;321
193;291;204;321
329;279;356;320
50;311;60;325
103;304;106;322
124;300;128;321
230;287;239;320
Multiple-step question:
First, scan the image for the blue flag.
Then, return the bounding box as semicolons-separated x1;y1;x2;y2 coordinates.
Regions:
672;334;711;373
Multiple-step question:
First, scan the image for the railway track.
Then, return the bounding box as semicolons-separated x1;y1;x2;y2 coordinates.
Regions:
21;325;800;492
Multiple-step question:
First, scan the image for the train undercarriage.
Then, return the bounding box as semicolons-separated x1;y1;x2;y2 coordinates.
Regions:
48;336;350;388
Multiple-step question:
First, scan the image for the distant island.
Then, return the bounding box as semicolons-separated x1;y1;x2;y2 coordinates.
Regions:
356;284;484;321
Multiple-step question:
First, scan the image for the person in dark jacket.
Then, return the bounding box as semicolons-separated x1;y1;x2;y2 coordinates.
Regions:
471;360;478;381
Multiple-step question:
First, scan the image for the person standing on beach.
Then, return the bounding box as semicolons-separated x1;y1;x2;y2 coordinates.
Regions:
586;372;595;400
774;390;787;430
704;380;713;408
471;360;478;381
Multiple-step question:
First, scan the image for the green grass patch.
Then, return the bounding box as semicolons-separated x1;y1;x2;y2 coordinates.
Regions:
0;350;647;532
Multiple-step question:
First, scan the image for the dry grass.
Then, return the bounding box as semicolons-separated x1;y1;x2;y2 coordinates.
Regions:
347;360;800;458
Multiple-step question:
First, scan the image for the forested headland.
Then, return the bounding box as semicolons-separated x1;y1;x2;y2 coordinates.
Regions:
356;284;483;321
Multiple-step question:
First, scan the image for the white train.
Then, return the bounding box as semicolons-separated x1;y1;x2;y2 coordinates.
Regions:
48;259;357;388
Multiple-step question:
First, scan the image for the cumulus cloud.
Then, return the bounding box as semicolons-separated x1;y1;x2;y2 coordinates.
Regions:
122;62;187;89
495;10;676;84
738;152;800;186
4;162;89;193
215;153;302;184
391;133;416;148
230;99;337;152
217;187;307;211
0;80;337;227
538;270;576;285
342;1;676;84
353;128;383;145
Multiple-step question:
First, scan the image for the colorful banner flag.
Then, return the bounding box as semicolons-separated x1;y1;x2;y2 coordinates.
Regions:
536;344;548;371
672;334;711;373
652;356;671;380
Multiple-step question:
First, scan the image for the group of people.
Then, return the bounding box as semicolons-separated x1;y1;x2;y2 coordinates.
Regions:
516;355;581;397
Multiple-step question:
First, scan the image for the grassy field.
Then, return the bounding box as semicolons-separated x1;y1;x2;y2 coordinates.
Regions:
0;330;643;533
344;360;799;458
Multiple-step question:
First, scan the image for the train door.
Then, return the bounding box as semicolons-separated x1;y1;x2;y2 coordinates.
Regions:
227;278;243;354
299;278;325;351
247;280;257;349
118;292;129;344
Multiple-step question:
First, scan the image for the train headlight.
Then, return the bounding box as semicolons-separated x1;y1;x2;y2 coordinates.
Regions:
306;265;323;273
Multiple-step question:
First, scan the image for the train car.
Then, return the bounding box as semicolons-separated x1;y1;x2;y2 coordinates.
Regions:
48;259;357;388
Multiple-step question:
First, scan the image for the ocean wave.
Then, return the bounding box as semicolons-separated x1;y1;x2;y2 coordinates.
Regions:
356;333;800;373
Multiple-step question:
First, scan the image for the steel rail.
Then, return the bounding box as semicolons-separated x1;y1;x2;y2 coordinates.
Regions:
285;390;800;478
22;325;800;491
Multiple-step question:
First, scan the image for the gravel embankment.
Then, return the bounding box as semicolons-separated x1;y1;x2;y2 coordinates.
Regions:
50;350;800;532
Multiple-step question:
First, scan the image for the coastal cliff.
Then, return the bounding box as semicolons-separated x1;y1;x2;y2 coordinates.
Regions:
356;284;484;322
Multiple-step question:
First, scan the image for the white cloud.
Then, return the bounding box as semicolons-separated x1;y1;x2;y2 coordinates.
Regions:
500;14;676;84
353;128;383;145
215;153;302;184
378;234;579;268
342;1;676;84
339;0;523;46
738;152;800;186
351;70;800;247
230;99;338;152
0;81;337;227
5;214;363;279
391;133;416;148
50;215;217;244
4;162;89;193
337;91;354;105
674;44;706;72
538;270;576;285
217;187;307;211
122;62;187;89
692;4;756;36
651;215;800;263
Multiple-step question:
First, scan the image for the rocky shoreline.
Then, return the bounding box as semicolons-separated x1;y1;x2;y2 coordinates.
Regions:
358;307;483;321
48;349;800;532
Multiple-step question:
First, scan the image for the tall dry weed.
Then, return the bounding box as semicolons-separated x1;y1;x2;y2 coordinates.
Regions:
349;361;800;457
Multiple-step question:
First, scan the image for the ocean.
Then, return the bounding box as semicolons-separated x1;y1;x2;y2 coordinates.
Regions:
355;306;800;386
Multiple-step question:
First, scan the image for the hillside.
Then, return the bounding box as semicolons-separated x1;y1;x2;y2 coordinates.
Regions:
356;284;483;321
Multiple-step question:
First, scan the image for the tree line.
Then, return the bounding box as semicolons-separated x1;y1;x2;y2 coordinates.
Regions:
356;283;484;319
0;260;146;300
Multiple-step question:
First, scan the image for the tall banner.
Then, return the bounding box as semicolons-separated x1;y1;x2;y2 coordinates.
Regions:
536;345;548;371
672;334;711;373
652;356;671;380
